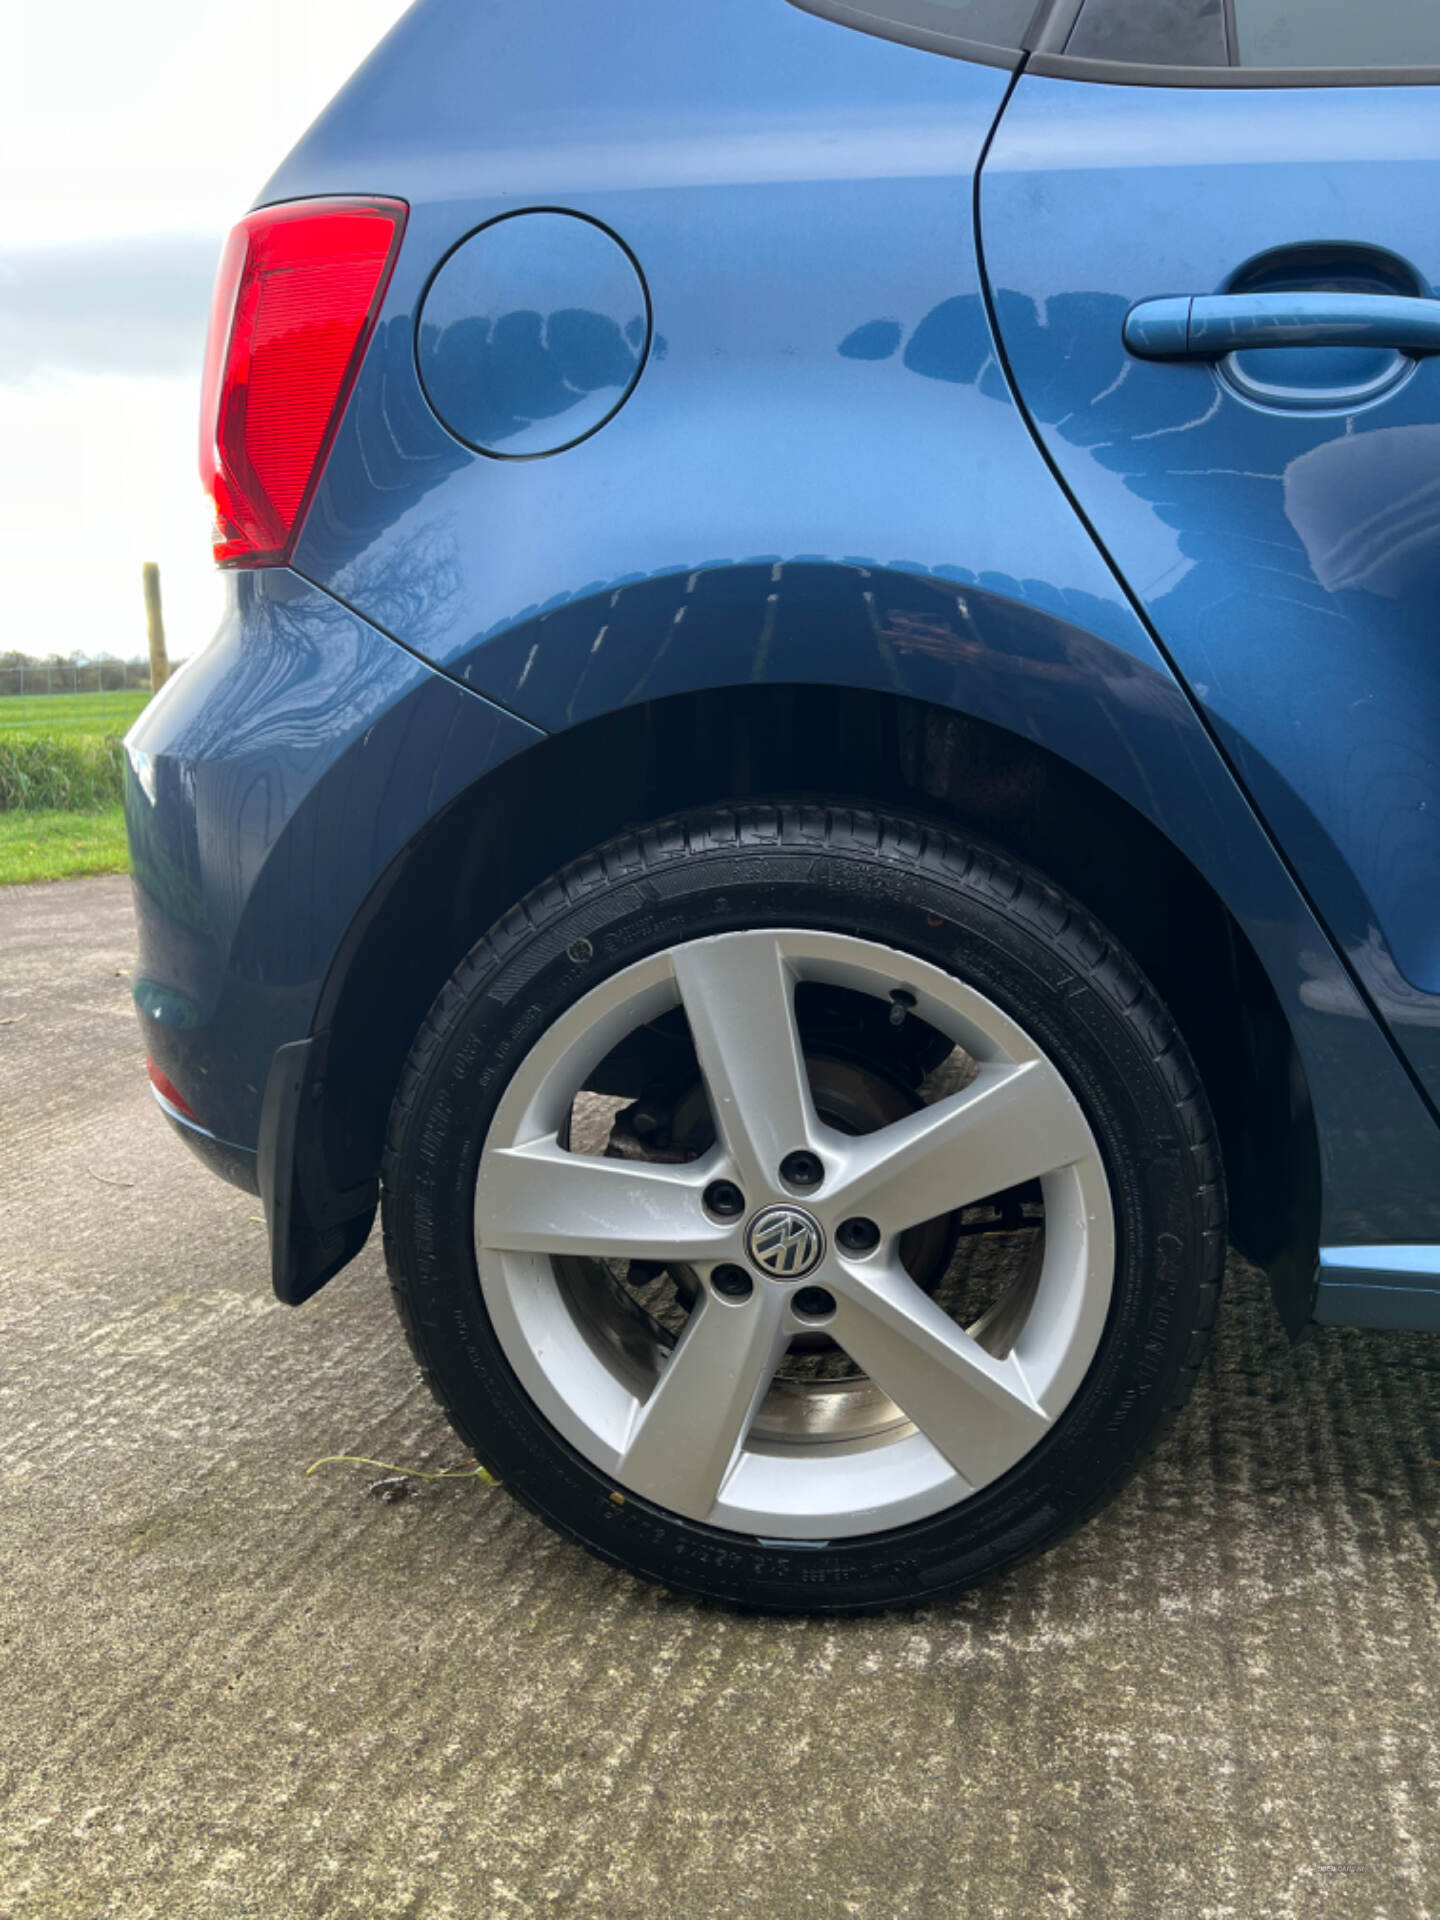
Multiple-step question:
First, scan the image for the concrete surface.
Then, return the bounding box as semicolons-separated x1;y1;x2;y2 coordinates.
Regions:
4;875;1440;1920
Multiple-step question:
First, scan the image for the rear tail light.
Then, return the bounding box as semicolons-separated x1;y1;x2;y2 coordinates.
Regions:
199;197;407;567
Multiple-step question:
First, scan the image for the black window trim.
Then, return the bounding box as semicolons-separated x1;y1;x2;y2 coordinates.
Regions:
784;0;1036;70
1028;50;1440;86
787;0;1440;87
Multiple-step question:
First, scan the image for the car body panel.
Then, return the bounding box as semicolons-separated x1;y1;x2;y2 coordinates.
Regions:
981;74;1440;1111
1316;1246;1440;1331
124;0;1440;1326
125;568;542;1151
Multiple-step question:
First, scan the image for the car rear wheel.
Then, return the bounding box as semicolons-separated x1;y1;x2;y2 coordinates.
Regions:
382;806;1223;1611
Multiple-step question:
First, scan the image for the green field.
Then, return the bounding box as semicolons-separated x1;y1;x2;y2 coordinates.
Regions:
0;689;150;733
0;807;129;885
0;732;126;812
0;692;140;881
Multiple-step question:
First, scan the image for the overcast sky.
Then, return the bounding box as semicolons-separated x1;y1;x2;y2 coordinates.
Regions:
0;0;412;663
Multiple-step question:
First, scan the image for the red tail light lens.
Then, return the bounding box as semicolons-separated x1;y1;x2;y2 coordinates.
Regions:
199;197;407;567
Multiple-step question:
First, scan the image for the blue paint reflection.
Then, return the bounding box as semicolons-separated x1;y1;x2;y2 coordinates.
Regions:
838;319;903;360
990;282;1440;997
421;305;643;449
416;210;651;457
837;295;1010;399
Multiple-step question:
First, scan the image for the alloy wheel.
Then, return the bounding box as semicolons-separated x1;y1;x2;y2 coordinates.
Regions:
476;928;1114;1540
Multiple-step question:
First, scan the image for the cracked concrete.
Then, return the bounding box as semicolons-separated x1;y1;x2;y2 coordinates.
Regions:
4;875;1440;1919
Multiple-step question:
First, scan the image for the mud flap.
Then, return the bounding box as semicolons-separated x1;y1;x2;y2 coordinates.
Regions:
257;1036;378;1305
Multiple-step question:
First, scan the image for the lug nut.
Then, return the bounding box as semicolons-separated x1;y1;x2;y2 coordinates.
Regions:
837;1217;880;1254
779;1150;824;1190
793;1286;836;1320
704;1180;746;1218
712;1265;754;1299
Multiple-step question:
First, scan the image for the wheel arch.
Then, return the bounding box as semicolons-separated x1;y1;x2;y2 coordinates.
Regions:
309;680;1319;1324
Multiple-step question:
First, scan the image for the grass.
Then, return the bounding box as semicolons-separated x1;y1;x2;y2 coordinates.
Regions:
0;806;129;885
0;690;150;733
0;691;144;882
0;732;127;811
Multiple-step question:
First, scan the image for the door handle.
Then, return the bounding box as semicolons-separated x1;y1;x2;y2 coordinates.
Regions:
1124;291;1440;360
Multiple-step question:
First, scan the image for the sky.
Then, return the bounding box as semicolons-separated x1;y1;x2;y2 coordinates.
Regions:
0;0;413;664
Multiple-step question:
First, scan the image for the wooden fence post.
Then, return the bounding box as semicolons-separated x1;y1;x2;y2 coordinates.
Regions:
142;562;169;693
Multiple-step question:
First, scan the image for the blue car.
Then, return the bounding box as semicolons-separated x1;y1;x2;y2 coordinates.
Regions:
125;0;1440;1610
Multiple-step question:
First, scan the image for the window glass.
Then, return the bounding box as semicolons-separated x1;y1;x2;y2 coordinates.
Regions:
1066;0;1226;65
1235;0;1440;67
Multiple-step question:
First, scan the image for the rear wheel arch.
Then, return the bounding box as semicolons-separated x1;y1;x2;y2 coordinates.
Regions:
311;681;1319;1322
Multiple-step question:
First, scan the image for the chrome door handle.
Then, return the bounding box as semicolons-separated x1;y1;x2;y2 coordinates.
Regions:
1124;291;1440;360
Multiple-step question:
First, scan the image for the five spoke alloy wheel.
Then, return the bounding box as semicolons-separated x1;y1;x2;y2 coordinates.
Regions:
383;805;1223;1608
476;929;1114;1540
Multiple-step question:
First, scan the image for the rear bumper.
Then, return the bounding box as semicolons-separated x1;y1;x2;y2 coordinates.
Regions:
125;565;541;1187
1314;1247;1440;1331
152;1084;260;1194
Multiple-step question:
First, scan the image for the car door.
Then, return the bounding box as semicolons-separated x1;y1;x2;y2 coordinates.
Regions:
980;0;1440;1111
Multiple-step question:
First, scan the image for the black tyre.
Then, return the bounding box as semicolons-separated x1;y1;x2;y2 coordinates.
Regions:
382;806;1223;1612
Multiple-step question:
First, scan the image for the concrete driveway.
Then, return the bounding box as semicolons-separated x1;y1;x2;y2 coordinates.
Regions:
3;874;1440;1919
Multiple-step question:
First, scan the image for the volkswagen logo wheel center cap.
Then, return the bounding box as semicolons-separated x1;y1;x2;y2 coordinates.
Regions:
744;1205;825;1280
